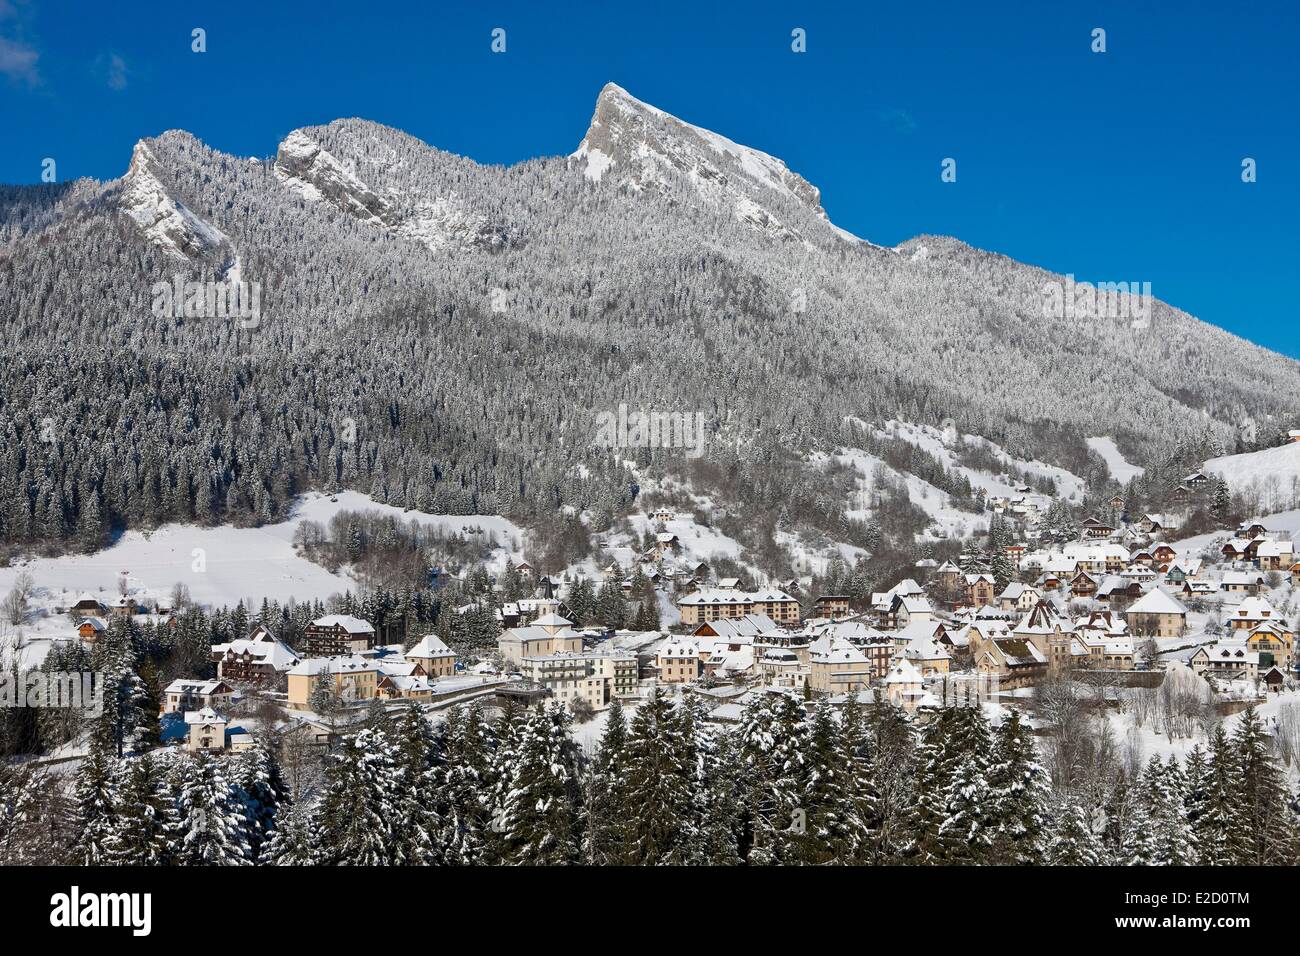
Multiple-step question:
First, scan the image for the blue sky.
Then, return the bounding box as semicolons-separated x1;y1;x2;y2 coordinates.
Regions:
3;0;1297;357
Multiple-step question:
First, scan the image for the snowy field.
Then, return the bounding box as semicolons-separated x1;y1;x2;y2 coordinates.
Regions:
1205;442;1300;512
1086;436;1145;484
0;491;526;664
884;420;1086;502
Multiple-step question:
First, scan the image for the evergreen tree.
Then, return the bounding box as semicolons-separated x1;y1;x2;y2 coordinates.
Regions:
106;755;175;866
1043;795;1102;865
583;696;630;864
498;702;582;865
1232;707;1300;865
70;742;118;865
176;753;251;865
316;727;401;865
987;710;1049;864
264;800;321;865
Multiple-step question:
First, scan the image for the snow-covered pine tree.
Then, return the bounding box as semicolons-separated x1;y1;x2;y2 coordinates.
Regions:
1043;795;1102;865
70;740;118;865
228;742;289;864
438;704;495;865
176;752;251;865
1141;755;1196;866
390;704;442;865
498;702;583;865
316;727;401;865
264;800;321;865
986;709;1049;864
790;701;869;864
582;695;630;865
936;705;994;863
1196;725;1244;865
611;688;697;864
1231;706;1300;865
105;754;175;866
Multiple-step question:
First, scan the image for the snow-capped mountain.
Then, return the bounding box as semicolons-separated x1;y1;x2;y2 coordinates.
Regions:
573;82;858;245
118;141;231;261
1;81;1298;550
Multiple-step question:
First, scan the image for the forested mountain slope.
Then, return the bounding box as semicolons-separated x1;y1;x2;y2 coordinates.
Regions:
1;81;1296;554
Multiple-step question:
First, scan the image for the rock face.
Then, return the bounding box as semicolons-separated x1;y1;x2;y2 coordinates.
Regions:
118;141;230;259
273;127;505;252
573;82;850;244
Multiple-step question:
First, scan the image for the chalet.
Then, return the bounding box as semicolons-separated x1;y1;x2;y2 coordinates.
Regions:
1138;514;1177;536
1264;666;1287;693
890;593;935;630
998;582;1041;612
1165;560;1202;585
185;707;229;752
717;576;742;590
1183;580;1216;598
1221;571;1265;594
884;659;929;712
1256;539;1296;572
77;616;108;643
513;561;537;581
1096;576;1143;608
652;532;681;559
1080;517;1115;539
1228;596;1280;632
1170;485;1192;502
901;629;952;677
963;573;996;608
649;508;677;522
302;615;376;656
976;637;1048;689
1183;472;1209;489
1069;571;1099;598
405;634;458;678
1125;588;1188;639
1221;538;1252;563
109;596;138;618
211;626;300;684
1190;643;1259;682
163;678;235;715
1150;544;1178;569
1005;543;1028;561
1130;549;1155;568
1237;521;1269;540
1108;494;1127;511
1243;621;1293;669
812;594;852;619
70;595;109;620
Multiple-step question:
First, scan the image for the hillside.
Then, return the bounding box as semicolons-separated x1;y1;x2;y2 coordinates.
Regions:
1;82;1298;557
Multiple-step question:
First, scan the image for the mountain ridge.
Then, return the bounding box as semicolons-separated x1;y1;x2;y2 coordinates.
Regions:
0;81;1297;557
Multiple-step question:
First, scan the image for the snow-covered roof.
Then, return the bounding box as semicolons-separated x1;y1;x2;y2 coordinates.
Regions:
406;634;455;658
311;614;375;634
1126;588;1187;616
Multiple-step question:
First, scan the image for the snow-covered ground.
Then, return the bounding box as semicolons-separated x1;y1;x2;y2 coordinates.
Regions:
1205;442;1300;512
0;491;526;665
1087;436;1145;484
831;445;988;541
885;420;1086;502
